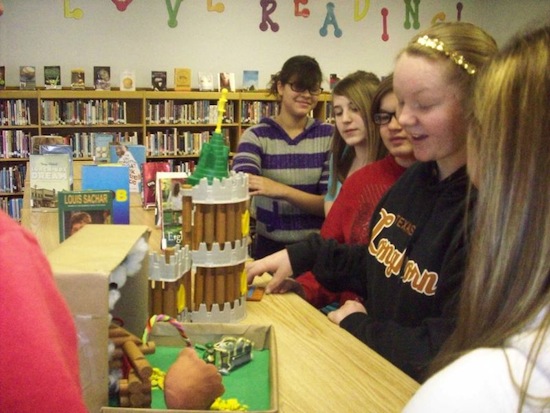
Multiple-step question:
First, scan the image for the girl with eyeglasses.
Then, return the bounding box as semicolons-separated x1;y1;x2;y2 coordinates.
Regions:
232;55;333;259
245;22;498;382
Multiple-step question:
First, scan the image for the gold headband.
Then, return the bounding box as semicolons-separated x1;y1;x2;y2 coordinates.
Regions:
416;35;476;75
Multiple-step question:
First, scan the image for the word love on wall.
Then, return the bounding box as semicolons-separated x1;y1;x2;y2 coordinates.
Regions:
62;0;464;40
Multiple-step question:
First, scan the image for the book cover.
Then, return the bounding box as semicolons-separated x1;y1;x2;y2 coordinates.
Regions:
141;161;171;209
243;70;259;91
218;72;235;92
29;153;72;209
44;65;62;89
57;189;114;241
19;66;36;90
93;132;115;163
94;66;111;90
151;70;167;91
109;143;146;193
174;67;191;91
39;142;74;187
156;171;187;249
0;66;5;90
71;69;85;89
81;164;130;224
120;70;136;91
198;72;214;91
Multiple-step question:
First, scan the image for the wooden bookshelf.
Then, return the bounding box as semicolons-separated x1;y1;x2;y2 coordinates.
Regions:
1;89;331;220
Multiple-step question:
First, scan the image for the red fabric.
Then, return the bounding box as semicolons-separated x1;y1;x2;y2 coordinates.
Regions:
0;211;87;413
297;155;408;308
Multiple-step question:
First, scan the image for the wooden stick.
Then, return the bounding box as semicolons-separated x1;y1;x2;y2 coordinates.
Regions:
226;201;236;244
194;267;205;311
151;280;163;316
123;341;153;380
234;201;243;241
204;267;214;311
193;202;204;250
182;188;193;246
163;280;176;317
203;204;215;246
215;266;226;307
215;204;227;248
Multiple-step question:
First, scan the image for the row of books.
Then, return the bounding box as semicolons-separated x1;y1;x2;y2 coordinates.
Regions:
145;130;229;157
41;99;129;126
1;130;32;159
0;99;33;126
0;165;26;193
1;196;23;221
240;101;280;125
0;65;261;92
146;100;235;125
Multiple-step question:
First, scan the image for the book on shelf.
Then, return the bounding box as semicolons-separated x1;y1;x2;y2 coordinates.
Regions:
141;161;171;209
218;72;235;92
57;189;114;242
93;132;115;163
0;164;25;194
81;164;130;224
29;153;72;209
108;143;146;193
198;72;214;91
174;67;191;91
0;66;5;90
120;70;136;91
156;171;188;249
151;70;167;91
19;66;36;90
71;69;85;89
94;66;111;90
44;65;62;89
242;70;259;91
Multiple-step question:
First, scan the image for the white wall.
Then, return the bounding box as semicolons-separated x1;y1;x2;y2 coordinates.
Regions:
0;0;548;90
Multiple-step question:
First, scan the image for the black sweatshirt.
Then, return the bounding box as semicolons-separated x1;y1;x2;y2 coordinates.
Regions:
287;162;475;382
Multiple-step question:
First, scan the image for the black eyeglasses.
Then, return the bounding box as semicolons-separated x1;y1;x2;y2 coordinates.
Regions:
373;112;397;125
287;82;323;96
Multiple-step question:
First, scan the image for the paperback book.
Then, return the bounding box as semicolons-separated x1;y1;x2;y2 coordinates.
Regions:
39;142;74;187
93;132;115;163
71;69;85;89
218;72;235;92
19;66;36;90
44;65;62;89
109;143;146;193
242;70;259;91
81;164;130;224
57;189;114;242
156;171;187;249
142;161;171;208
119;70;136;91
94;66;111;90
29;153;72;209
198;72;214;91
174;67;191;91
151;71;167;91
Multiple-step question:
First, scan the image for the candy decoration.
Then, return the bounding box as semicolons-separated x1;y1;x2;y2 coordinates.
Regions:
143;314;192;347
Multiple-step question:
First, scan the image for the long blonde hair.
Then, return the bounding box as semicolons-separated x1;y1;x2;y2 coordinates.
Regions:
432;23;550;410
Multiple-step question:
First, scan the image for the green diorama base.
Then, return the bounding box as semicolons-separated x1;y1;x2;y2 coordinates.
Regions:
147;346;271;410
103;323;278;413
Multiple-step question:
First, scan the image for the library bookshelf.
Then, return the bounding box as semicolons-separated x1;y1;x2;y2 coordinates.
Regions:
0;88;331;220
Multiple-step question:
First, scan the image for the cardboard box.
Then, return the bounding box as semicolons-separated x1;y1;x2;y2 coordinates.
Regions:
47;224;151;413
101;323;278;413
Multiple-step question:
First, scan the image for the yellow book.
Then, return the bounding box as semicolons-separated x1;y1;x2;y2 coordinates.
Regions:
174;67;191;91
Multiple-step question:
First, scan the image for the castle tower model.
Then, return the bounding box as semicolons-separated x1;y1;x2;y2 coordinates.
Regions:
149;89;249;323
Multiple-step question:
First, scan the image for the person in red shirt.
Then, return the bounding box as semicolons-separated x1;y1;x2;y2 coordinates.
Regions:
0;210;223;412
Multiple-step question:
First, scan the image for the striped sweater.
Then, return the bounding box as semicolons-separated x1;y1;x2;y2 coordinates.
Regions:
232;116;333;244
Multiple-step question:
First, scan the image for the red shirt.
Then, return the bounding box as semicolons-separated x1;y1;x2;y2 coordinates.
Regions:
0;211;87;412
297;155;408;308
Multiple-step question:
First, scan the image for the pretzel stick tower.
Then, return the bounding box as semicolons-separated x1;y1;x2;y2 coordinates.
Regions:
183;88;249;322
